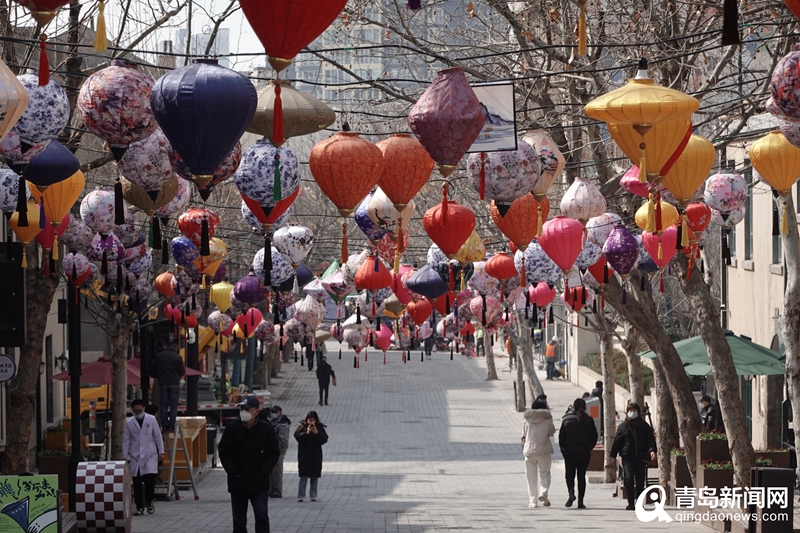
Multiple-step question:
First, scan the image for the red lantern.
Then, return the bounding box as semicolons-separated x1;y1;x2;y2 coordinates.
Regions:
36;213;69;256
178;206;220;253
11;0;72;84
354;254;392;293
241;186;299;231
509;242;518;255
433;291;456;315
491;194;550;251
642;226;678;269
532;281;556;308
407;298;433;324
538;216;584;273
485;252;519;282
587;256;614;286
785;0;800;19
182;313;199;329
236;308;263;337
563;286;589;313
155;272;175;297
423;189;475;259
685;202;712;235
376;134;434;210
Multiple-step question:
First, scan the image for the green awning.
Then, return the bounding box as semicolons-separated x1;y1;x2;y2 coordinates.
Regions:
639;330;784;376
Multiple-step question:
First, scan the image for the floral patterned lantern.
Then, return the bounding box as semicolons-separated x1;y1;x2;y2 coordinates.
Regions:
704;170;747;213
303;279;328;302
151;59;257;189
560;176;607;224
322;268;355;306
155;176;191;219
685;202;712;238
60;214;93;252
515;241;562;287
377;230;409;267
0;59;29;144
620;167;649;198
208;311;232;335
537;216;584;281
172;142;242;200
586;212;622;247
24;140;79;190
253;246;294;287
81;188;125;236
602;224;640;303
711;206;745;228
423;189;476;259
466;142;540;214
177;206;220;256
454;229;486;265
779;120;800;148
0;167;31;213
13;74;69;146
376;134;434;210
467;261;499;296
234;139;299;218
354;189;386;244
367;187;415;238
470;295;501;326
117;129;174;198
521;129;565;201
408;67;485;178
10;200;41;266
491;194;549;251
170;236;199;268
770;45;800;122
661;134;715;206
575;240;603;270
273;225;314;268
63;252;91;288
0;132;49;171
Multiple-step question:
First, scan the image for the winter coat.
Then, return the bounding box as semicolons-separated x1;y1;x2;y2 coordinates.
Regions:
271;414;291;456
610;418;657;463
123;414;164;476
295;423;329;478
149;348;185;386
558;408;598;462
218;418;281;495
316;361;336;385
522;409;556;456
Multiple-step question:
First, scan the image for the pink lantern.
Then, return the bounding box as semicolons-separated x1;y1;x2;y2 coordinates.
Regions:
537;216;584;277
620;166;649;198
532;280;557;308
641;227;678;269
559;176;607;223
374;323;393;352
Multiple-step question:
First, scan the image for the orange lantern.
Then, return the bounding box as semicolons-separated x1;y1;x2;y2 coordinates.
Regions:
29;169;85;260
354;254;392;293
376;133;434;210
407;298;433;325
490;194;550;250
423;188;475;259
10;200;41;267
155;271;175;297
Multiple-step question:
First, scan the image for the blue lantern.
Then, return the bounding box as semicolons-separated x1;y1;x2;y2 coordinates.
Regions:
151;59;257;189
170;236;199;267
354;189;386;244
25;141;80;189
405;264;450;301
295;264;314;288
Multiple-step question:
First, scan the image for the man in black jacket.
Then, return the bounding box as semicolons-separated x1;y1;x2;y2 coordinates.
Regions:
149;339;185;432
219;396;280;533
316;356;336;406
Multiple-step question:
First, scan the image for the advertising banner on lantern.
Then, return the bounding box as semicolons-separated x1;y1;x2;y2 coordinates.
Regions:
468;81;517;153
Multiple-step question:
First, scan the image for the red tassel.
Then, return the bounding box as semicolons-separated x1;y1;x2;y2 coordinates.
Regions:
38;35;49;86
340;223;348;264
440;187;448;226
384;353;386;365
44;258;50;277
479;152;486;200
364;350;368;362
273;83;285;146
659;275;665;293
655;194;663;233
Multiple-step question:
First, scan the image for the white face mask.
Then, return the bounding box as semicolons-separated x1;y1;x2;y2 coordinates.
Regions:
240;410;253;422
628;411;639;419
135;412;144;420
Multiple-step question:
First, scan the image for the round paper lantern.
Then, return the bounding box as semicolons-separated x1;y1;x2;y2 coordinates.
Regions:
10;200;40;266
521;129;565;201
309;131;384;218
586;212;622;247
154;272;175;297
253;246;294;287
121;175;179;216
661;134;715;205
779;120;800;148
532;280;557;308
770;45;800;121
248;80;335;141
376;133;434;210
685;202;712;236
354;254;392;293
117;128;173;195
151;59;257;188
711;206;745;228
0;59;29;144
169;236;198;268
80;188;124;235
423;193;476;259
177;206;220;250
408;67;485;177
515;241;562;286
234;272;268;305
750;130;800;196
12;74;69;145
234;138;300;211
620;167;649;198
537;216;584;273
87;233;123;264
210;280;234;312
602;224;640;279
406;298;433;325
704;171;747;213
634;199;678;234
60;214;93;252
562;286;594;314
376;230;409;267
575;241;603;270
485;252;518;282
24;140;79;190
470;295;501;326
490;194;549;251
0;167;31;213
207;310;231;335
587;255;613;287
560;176;607;223
155;176;191;219
367;187;414;237
454;229;486;265
642;226;678;269
0;131;49;168
63;252;91;287
466;142;540;213
77;60;157;158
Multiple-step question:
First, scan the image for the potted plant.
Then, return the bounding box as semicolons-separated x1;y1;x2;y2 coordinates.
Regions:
755;457;774;467
44;424;69;450
38;449;70;493
696;459;734;490
670;447;692;489
696;431;731;465
754;447;790;468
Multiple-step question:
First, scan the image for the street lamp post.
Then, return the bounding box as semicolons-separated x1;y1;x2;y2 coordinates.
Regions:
67;283;82;513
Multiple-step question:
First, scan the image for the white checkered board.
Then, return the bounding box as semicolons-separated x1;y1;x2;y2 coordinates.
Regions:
75;461;131;533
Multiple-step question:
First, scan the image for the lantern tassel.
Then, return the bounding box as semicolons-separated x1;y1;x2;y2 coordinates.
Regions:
578;0;587;56
38;200;44;229
52;235;58;260
94;1;108;52
38;34;49;86
161;238;169;264
481;294;487;326
659;273;665;293
341;223;348;264
16;177;27;227
657;241;663;260
264;235;272;286
688;257;694;280
200;216;211;256
721;0;740;45
536;206;543;238
448;263;455;291
646;193;656;233
603;263;609;284
100;249;108;276
114;177;124;225
373;254;379;273
640;275;645;292
440;187;448;226
393;247;400;274
681;215;690;248
273;153;282;202
548;305;554;323
479;152;486;200
622;284;627;305
638;144;647;183
782;201;789;235
21;250;27;268
520;263;526;288
152;217;162;249
655;194;663;233
460;271;465;292
273;83;285;146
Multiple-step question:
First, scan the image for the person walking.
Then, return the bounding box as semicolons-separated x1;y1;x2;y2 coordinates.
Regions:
424;335;434;360
295;411;329;502
316;356;336;406
476;328;485;356
609;402;657;510
218;396;280;533
545;337;558;380
123;399;164;516
522;399;556;508
558;398;598;509
148;338;185;432
268;405;291;498
591;380;604;437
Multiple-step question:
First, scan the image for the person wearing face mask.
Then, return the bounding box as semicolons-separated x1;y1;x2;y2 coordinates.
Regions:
609;402;657;510
295;411;329;502
123;399;164;516
218;396;281;533
268;406;291;498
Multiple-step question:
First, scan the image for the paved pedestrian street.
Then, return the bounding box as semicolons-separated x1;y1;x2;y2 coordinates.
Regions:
132;343;706;532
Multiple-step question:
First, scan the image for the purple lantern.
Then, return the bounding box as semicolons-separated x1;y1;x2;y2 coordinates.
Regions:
602;224;640;304
234;271;268;304
404;264;450;301
170;236;199;267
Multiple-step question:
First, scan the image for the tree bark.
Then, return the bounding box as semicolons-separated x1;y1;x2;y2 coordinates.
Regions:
110;335;128;460
653;360;679;502
484;333;498;380
596;312;617;483
510;311;544;400
622;320;645;406
1;257;59;474
604;271;701;485
674;253;754;486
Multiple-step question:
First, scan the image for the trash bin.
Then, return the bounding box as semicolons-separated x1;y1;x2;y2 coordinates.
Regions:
206;426;218;468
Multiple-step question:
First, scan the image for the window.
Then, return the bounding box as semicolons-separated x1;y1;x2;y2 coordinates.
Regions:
45;335;53;423
773;201;783;264
744;163;753;260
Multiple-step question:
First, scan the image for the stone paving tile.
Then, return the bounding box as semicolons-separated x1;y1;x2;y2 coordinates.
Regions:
131;342;706;532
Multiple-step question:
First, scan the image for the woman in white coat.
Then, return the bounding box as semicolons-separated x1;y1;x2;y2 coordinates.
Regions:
522;398;556;508
123;399;164;515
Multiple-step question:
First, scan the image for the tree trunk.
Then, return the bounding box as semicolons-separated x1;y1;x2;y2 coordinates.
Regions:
510;312;544;399
604;271;701;485
271;342;281;377
110;336;128;461
674;253;754;486
1;259;59;474
622;320;644;406
596;313;617;483
485;334;498;380
516;348;526;411
779;194;800;485
653;360;679;501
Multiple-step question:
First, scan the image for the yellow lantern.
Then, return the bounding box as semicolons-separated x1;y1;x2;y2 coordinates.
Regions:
0;58;29;144
585;59;698;182
455;229;486;265
193;237;227;285
29;170;85;260
606;118;692;183
232;323;254;340
210;280;234;313
10;201;41;267
661;135;715;206
750;130;800;234
635;199;678;235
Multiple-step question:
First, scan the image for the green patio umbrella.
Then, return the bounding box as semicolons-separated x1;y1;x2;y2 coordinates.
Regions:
639;330;784;376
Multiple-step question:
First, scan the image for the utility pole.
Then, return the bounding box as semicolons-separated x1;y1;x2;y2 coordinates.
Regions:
67;283;82;512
